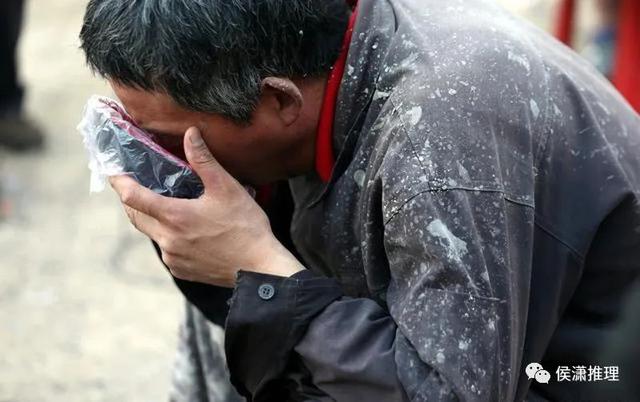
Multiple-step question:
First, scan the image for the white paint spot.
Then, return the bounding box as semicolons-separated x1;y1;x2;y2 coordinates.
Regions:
347;64;355;76
530;99;540;120
436;351;446;364
403;40;416;48
400;53;419;69
448;88;457;95
427;219;468;263
373;90;391;101
407;106;422;125
458;340;469;351
507;51;531;74
353;169;366;188
597;101;611;116
457;161;471;182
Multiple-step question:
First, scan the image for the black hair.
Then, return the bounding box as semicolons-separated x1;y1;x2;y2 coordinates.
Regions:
80;0;351;122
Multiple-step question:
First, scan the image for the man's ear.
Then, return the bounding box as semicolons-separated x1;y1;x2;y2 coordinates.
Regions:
261;77;303;127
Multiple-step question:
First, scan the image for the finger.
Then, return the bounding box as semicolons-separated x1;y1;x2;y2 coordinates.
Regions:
123;204;163;240
109;175;174;222
183;127;230;193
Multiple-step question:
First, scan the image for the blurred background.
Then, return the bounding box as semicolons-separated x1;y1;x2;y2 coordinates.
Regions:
0;0;635;401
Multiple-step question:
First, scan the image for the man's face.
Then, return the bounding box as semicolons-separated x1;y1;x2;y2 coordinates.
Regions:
110;82;312;186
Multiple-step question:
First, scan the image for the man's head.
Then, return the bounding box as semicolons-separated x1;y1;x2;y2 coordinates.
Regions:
80;0;350;185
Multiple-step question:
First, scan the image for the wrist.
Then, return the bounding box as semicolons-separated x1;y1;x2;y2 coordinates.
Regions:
249;237;305;278
263;246;305;277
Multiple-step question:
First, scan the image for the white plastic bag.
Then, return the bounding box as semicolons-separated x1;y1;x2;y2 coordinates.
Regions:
78;95;204;198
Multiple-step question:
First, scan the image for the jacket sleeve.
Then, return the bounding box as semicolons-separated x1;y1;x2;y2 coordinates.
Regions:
154;181;298;328
225;189;533;401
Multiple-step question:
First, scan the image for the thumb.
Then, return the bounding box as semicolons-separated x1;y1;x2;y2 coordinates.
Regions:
184;127;225;191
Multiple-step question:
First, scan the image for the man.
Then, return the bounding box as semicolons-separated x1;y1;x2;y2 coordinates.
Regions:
80;0;640;401
0;0;43;150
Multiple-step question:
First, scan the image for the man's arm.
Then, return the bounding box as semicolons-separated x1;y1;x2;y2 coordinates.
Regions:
153;181;298;328
225;270;406;401
224;189;533;401
108;127;532;401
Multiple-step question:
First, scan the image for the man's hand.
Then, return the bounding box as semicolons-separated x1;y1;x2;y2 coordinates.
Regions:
109;127;304;287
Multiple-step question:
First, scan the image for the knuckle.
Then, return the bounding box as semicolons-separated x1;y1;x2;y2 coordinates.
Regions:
119;188;136;206
157;235;169;251
166;208;187;229
125;207;140;228
162;240;176;254
160;236;181;255
257;209;270;226
128;212;139;229
162;251;178;269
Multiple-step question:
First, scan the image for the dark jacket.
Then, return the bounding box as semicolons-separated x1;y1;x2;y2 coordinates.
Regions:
176;0;640;401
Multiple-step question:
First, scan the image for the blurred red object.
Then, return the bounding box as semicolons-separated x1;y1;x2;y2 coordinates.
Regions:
612;0;640;112
556;0;576;45
555;0;639;112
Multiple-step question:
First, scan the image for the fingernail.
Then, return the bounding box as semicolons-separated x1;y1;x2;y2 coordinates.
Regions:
189;129;204;146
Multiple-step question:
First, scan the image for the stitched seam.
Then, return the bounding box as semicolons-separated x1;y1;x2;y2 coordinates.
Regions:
503;194;535;208
387;98;535;214
383;189;583;262
385;188;534;225
534;217;585;261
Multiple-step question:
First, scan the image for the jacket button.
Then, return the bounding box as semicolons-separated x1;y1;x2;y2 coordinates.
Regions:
258;284;276;300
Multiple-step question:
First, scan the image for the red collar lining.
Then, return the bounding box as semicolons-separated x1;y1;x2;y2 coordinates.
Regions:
315;6;359;183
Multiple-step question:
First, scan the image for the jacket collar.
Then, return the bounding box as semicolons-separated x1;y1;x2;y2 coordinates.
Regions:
315;4;359;182
293;0;397;207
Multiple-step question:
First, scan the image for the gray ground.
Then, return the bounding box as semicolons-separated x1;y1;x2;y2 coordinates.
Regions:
0;1;181;401
0;0;595;401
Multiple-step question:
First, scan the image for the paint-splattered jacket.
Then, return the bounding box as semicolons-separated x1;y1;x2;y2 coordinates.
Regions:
171;0;640;401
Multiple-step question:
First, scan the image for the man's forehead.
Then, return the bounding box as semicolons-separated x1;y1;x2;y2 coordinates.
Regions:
109;81;184;125
109;80;220;139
